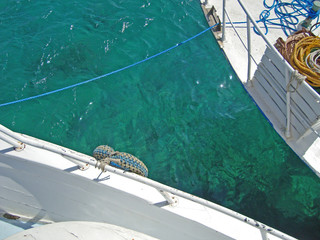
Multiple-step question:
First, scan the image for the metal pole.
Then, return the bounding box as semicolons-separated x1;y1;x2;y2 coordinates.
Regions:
285;68;292;138
237;0;292;69
0;124;97;165
102;164;297;240
0;133;25;151
247;15;251;83
222;0;226;41
158;190;178;206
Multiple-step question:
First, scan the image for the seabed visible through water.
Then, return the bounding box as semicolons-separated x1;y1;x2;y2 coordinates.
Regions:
0;1;319;239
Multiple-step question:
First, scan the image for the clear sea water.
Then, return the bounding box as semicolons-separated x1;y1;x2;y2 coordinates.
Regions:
0;0;319;239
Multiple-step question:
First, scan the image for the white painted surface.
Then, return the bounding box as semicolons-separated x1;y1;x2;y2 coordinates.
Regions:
0;219;36;240
5;222;159;240
0;126;296;240
204;0;320;82
304;137;320;172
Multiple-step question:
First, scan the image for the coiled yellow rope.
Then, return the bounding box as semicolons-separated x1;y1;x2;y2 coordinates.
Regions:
290;36;320;87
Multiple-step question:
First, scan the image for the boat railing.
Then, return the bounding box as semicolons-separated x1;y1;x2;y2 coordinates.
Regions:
0;123;296;240
221;0;320;140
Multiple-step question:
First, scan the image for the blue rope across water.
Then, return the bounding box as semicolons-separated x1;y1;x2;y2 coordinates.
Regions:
0;24;218;108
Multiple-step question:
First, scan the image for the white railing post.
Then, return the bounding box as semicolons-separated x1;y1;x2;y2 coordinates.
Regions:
237;0;293;70
285;68;293;138
222;0;226;41
285;68;292;138
0;133;25;151
0;124;97;168
158;189;178;206
247;15;252;83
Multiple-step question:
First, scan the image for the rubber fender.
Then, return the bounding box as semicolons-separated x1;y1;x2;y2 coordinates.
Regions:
93;145;148;177
93;145;115;160
108;152;148;177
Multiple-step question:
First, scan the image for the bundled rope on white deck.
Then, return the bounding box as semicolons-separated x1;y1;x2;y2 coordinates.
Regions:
275;29;320;88
305;48;320;73
275;28;314;62
93;145;148;177
291;35;320;87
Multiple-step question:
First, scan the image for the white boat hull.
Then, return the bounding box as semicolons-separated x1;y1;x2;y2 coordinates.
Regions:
0;153;224;240
0;125;296;240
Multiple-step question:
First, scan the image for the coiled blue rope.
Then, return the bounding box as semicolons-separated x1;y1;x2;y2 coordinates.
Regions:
227;0;319;36
257;0;318;36
0;23;218;108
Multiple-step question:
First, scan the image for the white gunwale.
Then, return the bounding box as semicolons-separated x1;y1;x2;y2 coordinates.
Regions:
0;123;296;240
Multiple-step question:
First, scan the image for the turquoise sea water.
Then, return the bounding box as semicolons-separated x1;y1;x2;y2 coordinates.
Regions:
0;0;319;239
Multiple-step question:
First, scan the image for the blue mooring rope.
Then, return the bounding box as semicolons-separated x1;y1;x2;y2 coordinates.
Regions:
1;1;318;107
0;23;218;108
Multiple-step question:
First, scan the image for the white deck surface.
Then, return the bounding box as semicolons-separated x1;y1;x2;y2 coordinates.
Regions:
204;0;320;82
5;222;159;240
0;217;43;240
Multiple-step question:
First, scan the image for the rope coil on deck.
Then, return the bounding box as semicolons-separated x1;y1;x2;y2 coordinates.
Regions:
291;36;320;87
93;145;148;177
275;28;314;62
275;29;320;88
